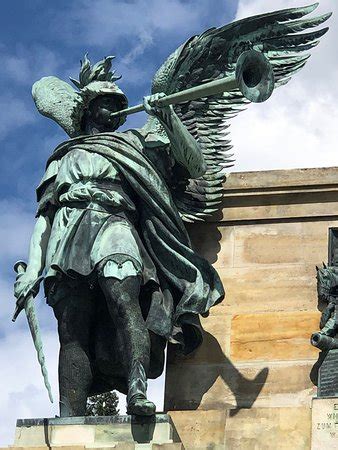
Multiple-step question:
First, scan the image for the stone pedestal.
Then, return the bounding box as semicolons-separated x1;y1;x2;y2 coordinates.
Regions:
162;167;338;448
169;407;312;450
5;415;183;450
312;398;338;450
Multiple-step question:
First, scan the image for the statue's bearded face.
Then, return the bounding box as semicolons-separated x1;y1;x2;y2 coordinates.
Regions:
85;94;123;132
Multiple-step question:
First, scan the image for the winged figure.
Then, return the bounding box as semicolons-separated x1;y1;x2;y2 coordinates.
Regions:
14;3;330;416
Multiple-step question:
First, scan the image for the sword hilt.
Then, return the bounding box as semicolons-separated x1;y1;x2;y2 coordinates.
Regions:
14;260;27;275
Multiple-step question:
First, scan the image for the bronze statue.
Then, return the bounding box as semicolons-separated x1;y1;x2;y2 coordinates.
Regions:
13;4;330;416
312;264;338;350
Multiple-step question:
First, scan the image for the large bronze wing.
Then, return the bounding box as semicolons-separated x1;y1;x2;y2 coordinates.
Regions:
140;3;331;222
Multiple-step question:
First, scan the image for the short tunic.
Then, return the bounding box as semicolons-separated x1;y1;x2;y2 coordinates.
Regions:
39;147;158;299
37;132;225;389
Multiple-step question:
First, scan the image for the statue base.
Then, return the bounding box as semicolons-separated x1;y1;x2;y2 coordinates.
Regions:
311;398;338;449
6;414;183;449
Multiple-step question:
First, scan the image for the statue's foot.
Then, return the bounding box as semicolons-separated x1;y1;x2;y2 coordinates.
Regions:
127;395;156;416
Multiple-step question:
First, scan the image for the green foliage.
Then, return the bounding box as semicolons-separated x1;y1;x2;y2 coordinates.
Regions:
86;391;119;416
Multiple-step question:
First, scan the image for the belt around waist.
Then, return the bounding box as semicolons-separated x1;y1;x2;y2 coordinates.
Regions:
64;179;135;198
67;179;123;191
60;201;137;221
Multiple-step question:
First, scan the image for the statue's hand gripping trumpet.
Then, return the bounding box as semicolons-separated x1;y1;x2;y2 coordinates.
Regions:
13;3;331;416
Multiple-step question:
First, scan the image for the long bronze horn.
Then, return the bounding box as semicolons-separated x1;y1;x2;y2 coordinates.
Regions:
110;50;275;119
236;50;275;103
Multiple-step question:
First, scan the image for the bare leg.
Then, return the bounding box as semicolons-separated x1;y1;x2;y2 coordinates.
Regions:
53;291;95;417
99;276;155;415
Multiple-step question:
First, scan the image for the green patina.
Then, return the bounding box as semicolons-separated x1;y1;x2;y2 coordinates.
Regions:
12;3;331;416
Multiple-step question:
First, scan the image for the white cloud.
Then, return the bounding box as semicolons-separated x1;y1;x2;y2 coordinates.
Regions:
0;94;36;140
0;45;61;86
0;199;39;333
116;60;153;87
0;329;59;446
121;30;154;66
58;0;232;86
0;200;60;446
0;44;67;140
230;0;338;171
0;200;34;264
64;0;203;48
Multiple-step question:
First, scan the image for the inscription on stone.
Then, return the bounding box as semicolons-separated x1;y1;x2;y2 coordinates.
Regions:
319;350;338;397
312;398;338;449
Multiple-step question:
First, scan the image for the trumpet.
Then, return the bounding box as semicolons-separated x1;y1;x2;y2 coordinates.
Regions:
110;50;275;120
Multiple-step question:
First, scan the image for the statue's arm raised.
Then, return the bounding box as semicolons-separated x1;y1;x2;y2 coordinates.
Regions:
143;93;206;179
14;215;51;300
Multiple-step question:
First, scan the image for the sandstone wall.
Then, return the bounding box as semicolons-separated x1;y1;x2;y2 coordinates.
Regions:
165;167;338;449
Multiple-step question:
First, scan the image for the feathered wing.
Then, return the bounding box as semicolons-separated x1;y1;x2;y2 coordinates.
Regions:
139;3;331;222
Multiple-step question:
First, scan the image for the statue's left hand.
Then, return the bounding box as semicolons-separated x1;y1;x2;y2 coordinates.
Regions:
143;93;174;124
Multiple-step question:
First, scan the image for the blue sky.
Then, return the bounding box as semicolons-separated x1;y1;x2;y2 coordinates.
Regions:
0;0;237;205
0;0;336;446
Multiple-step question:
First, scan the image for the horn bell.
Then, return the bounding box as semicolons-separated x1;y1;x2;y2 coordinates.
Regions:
236;50;275;103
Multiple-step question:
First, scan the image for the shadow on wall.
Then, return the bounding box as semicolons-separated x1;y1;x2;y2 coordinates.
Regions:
310;350;327;387
186;222;223;265
309;279;330;387
179;215;269;415
165;331;269;417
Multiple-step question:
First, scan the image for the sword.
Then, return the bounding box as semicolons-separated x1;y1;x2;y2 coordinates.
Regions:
13;261;53;403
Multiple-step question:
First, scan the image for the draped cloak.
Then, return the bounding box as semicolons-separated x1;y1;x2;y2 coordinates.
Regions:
38;130;225;395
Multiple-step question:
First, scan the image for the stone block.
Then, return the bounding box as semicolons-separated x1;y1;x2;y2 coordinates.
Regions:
7;447;85;450
8;447;51;450
51;425;94;445
218;266;318;315
168;410;225;450
311;397;338;450
52;447;85;450
224;167;338;191
7;442;181;449
167;315;231;366
13;416;174;448
234;222;305;266
165;359;315;411
85;445;135;450
217;169;338;223
221;196;338;223
13;426;46;447
232;221;329;268
151;444;184;450
230;311;320;362
187;223;234;268
225;406;311;450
